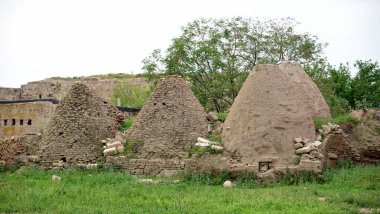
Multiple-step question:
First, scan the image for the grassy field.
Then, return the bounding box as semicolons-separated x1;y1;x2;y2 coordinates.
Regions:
0;164;379;214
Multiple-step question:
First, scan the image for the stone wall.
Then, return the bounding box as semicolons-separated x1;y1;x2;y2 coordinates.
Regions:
0;88;21;100
0;133;42;165
1;77;148;103
0;101;57;137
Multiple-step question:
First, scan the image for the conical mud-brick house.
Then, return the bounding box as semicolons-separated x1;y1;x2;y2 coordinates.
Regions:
279;61;331;118
40;83;123;167
127;76;208;159
222;62;330;169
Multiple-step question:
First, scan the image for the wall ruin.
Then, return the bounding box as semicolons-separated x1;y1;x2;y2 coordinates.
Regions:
0;101;57;138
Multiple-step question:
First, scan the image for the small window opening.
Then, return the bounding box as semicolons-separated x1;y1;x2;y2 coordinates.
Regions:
39;94;42;99
162;102;166;105
153;103;157;106
27;119;32;125
4;120;8;126
61;157;67;162
20;120;24;125
12;119;16;126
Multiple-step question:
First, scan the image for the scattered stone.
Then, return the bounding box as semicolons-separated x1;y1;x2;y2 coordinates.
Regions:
103;147;117;157
294;142;303;150
116;145;125;153
294;137;303;144
138;179;158;185
321;125;331;134
317;197;326;202
310;151;323;159
211;145;224;151
86;164;98;169
223;180;233;188
311;141;322;149
28;155;40;163
173;180;180;184
316;135;322;141
328;152;338;160
318;129;323;134
106;141;122;149
206;112;218;122
207;124;212;133
296;146;314;154
101;140;107;144
52;175;61;181
195;142;210;147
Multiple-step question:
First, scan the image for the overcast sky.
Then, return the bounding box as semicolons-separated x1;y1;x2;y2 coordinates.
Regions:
0;0;379;88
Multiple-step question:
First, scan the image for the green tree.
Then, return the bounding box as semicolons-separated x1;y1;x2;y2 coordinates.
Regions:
351;60;380;108
111;80;152;108
143;17;326;112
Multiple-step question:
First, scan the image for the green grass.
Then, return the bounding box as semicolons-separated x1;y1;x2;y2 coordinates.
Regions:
0;165;379;213
216;112;228;122
314;114;359;129
120;118;134;131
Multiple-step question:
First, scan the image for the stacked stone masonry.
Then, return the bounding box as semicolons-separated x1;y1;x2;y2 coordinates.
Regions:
127;76;208;159
39;83;123;167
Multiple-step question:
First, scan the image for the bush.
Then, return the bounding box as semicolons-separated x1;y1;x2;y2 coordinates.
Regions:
313;114;359;129
111;80;152;108
120;118;134;131
216;112;228;122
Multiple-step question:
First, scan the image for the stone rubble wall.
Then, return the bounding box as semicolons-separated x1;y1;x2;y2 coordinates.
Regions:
0;133;42;165
127;76;208;159
0;77;148;103
39;83;123;168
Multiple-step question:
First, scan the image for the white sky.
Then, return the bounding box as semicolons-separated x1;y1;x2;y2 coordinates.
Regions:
0;0;379;88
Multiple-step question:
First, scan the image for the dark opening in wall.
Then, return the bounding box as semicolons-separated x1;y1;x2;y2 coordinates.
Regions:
59;132;63;136
27;119;32;125
162;102;166;106
12;119;16;126
20;119;24;125
4;119;8;126
39;94;42;99
61;157;67;162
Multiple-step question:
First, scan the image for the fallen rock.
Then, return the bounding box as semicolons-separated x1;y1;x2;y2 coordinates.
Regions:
321;125;331;134
315;135;322;141
138;179;158;185
294;137;303;144
294;142;303;150
195;142;210;147
328;152;338;160
52;175;61;181
106;141;122;149
206;112;218;122
211;145;224;151
296;146;314;154
103;147;117;157
223;180;233;188
311;141;322;149
116;145;125;153
86;164;98;169
310;150;323;159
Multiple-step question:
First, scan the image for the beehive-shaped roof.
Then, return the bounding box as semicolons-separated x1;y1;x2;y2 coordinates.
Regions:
127;76;208;159
40;83;123;167
222;63;321;167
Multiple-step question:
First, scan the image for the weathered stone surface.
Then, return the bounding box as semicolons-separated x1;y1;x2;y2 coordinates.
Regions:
86;164;98;169
39;83;123;167
104;147;117;157
106;141;122;149
294;143;303;150
223;180;233;188
127;76;208;159
222;63;318;167
116;145;125;153
211;145;224;151
296;146;314;154
322;125;331;134
328;152;338;160
294;137;303;144
52;175;61;181
206;112;218;122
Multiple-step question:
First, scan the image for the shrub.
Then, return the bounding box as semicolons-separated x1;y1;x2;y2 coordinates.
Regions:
120;118;134;131
111;80;152;108
313;114;359;129
216;112;228;122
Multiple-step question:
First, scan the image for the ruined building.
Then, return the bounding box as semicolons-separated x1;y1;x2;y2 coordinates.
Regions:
127;76;208;159
222;62;331;172
39;83;123;167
